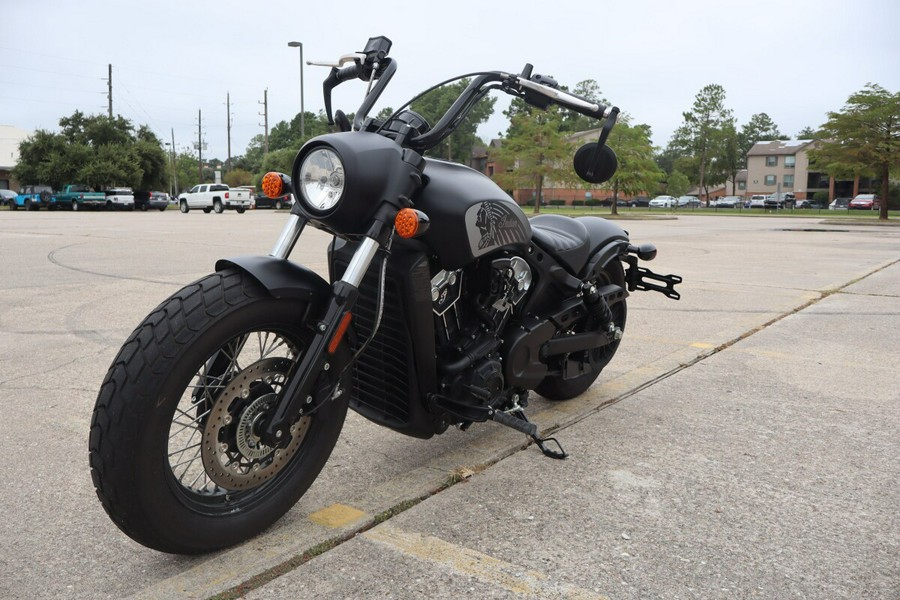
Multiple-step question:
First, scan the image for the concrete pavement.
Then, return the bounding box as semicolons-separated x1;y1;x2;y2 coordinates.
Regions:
0;211;897;599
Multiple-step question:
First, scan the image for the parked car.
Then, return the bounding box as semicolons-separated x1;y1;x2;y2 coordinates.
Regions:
134;191;170;211
55;184;106;211
253;192;292;209
795;199;826;209
11;185;54;210
829;197;851;210
1;189;17;206
649;195;676;208
178;184;250;213
848;194;880;210
627;196;650;207
748;194;767;209
676;195;700;207
712;196;741;208
104;188;135;210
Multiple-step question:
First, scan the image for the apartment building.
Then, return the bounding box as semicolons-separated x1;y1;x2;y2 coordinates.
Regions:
744;140;827;200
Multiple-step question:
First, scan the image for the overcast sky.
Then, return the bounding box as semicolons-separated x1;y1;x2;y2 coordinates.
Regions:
3;0;898;162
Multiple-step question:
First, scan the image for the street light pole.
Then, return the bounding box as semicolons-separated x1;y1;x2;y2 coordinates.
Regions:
287;41;305;140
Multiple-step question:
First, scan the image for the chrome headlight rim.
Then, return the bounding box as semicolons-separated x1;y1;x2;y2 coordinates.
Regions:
297;146;345;214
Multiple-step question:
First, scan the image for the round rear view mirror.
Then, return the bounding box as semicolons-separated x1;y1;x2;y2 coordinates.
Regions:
573;143;617;184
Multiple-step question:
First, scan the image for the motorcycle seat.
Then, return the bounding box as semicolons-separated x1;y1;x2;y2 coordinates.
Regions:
529;214;590;274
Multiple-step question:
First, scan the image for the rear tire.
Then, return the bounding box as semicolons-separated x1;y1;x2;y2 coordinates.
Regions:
535;260;627;401
89;270;350;554
213;199;224;214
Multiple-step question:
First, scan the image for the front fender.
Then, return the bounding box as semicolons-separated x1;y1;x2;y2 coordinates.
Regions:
216;256;331;301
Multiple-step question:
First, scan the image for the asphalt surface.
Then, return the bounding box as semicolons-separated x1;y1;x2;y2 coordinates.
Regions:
0;210;897;599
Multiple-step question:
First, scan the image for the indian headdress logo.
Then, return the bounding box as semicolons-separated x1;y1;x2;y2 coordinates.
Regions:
471;201;528;251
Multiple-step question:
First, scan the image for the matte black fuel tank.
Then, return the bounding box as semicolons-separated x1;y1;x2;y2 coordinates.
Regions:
414;159;531;269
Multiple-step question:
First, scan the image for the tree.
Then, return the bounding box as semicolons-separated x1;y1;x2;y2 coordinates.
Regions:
809;84;900;220
796;125;819;139
13;112;168;191
738;112;787;160
666;170;691;197
669;84;734;201
713;121;741;197
602;122;663;215
560;80;609;133
411;78;496;163
491;104;574;214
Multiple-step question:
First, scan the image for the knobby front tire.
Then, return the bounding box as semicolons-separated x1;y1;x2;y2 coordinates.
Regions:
89;269;349;554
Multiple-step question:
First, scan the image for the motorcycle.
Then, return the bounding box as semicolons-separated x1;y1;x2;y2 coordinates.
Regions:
89;36;681;554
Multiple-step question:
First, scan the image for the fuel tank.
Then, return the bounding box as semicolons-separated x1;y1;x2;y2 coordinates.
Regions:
414;159;531;269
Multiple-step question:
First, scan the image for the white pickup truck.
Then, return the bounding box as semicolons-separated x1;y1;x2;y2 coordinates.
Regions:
177;184;251;214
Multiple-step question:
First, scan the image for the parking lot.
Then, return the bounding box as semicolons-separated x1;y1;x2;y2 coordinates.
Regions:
1;211;898;599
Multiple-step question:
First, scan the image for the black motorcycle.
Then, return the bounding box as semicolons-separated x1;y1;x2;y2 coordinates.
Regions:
89;36;681;554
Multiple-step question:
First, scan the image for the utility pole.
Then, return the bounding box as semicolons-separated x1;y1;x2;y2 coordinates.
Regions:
171;128;178;196
258;89;269;155
107;64;113;118
226;92;232;173
197;109;203;182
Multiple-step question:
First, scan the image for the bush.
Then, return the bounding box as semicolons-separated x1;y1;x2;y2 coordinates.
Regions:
572;200;585;206
813;191;830;203
586;198;602;206
549;199;565;206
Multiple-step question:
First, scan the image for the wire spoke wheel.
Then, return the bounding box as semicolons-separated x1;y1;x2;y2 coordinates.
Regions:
90;270;350;553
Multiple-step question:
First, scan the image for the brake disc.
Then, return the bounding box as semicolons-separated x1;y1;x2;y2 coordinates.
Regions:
201;357;310;490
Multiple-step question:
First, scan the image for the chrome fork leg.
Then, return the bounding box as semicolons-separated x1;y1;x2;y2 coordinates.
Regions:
269;214;307;259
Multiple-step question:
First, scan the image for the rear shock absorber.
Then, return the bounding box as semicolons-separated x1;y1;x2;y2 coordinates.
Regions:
582;283;622;340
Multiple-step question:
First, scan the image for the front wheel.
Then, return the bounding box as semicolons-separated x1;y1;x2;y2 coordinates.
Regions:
89;269;350;554
180;200;189;213
535;260;627;401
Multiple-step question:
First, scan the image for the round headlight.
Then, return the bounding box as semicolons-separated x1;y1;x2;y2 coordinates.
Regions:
299;148;344;212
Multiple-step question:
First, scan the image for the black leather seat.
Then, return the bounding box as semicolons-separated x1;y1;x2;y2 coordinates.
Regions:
529;214;590;274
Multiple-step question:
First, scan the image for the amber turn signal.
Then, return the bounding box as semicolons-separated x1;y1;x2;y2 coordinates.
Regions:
261;172;285;198
394;208;430;239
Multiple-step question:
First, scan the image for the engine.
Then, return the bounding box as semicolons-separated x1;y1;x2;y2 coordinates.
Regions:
430;256;532;422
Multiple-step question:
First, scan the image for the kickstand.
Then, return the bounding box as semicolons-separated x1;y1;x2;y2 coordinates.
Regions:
491;409;569;460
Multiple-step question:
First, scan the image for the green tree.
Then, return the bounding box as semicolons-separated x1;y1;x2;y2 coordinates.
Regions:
411;78;496;163
491;104;574;214
223;168;253;188
560;80;609;133
666;169;691;197
603;122;663;215
796;125;819;139
669;84;734;200
714;120;742;196
738;112;787;161
809;84;900;220
14;112;167;191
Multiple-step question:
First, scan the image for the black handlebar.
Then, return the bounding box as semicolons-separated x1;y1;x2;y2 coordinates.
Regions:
317;38;616;152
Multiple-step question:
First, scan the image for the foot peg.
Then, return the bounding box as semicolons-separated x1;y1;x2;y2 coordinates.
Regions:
491;409;568;459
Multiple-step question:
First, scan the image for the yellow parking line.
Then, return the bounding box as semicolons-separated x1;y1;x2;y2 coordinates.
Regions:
690;342;715;349
365;523;608;600
307;503;368;528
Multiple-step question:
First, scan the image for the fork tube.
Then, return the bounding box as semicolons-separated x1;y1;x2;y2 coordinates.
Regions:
340;237;380;288
269;214;307;259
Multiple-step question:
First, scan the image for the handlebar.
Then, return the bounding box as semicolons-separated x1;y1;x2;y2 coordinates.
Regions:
311;37;617;153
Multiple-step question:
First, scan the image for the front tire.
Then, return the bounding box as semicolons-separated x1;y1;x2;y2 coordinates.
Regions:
536;260;627;401
180;200;189;213
89;270;350;554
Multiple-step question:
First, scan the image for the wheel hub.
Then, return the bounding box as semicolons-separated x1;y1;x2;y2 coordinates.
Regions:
201;357;310;490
